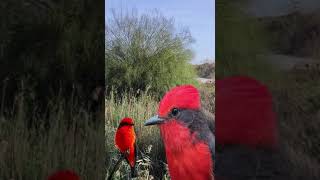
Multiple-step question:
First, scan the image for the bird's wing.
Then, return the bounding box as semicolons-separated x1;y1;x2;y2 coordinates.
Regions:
197;109;215;163
202;108;215;134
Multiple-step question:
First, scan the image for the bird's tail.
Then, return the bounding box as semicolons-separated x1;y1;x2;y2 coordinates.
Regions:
130;143;138;178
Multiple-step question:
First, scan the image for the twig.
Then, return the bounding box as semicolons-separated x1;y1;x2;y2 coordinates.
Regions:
107;153;126;180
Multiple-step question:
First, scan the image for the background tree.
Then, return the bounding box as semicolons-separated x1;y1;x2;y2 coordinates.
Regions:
105;9;198;97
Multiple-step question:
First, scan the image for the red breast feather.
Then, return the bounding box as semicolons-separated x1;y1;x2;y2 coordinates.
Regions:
160;121;213;180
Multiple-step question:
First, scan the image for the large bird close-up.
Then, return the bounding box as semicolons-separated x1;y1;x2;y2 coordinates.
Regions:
145;85;215;180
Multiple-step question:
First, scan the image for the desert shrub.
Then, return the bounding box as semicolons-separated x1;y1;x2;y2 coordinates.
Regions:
105;10;198;97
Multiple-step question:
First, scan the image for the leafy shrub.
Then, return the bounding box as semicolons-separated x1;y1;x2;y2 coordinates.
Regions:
105;10;198;97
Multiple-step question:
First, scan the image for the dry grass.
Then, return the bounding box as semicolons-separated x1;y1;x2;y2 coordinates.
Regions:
105;90;167;179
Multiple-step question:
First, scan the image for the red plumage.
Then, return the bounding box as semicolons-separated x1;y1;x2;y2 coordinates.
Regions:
216;76;279;149
152;85;214;180
47;170;79;180
115;117;136;169
158;85;200;116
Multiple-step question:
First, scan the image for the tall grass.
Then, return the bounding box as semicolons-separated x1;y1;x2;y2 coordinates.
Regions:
105;84;214;179
0;90;105;180
106;89;168;179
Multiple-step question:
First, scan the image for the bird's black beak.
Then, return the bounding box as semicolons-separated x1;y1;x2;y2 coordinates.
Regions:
144;115;165;126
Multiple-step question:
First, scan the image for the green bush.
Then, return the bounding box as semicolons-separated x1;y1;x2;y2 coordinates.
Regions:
105;10;198;97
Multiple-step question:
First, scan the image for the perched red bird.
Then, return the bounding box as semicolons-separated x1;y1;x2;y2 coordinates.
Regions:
47;170;79;180
115;117;137;177
145;85;215;180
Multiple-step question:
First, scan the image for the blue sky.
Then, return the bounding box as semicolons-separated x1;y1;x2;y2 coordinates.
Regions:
105;0;215;64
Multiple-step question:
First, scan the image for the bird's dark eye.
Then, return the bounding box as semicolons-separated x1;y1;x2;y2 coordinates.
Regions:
171;108;179;116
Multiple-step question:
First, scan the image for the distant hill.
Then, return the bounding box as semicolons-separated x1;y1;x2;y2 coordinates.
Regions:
194;63;215;79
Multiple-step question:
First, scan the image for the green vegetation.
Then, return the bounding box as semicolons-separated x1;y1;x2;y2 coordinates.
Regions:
105;10;198;97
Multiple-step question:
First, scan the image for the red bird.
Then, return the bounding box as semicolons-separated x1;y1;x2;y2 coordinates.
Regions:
215;76;286;179
145;85;215;180
47;170;79;180
115;117;137;177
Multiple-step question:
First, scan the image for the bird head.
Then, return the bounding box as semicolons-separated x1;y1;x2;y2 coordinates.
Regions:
144;85;200;126
47;170;79;180
118;117;134;127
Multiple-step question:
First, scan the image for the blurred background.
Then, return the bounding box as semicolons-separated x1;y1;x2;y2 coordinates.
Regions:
0;1;105;179
216;0;320;179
